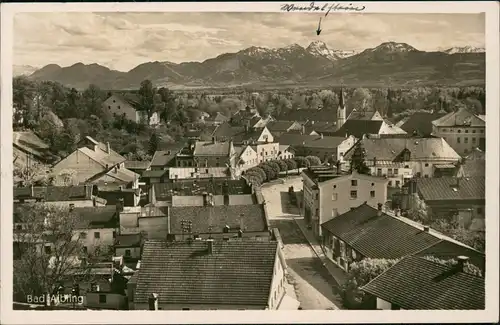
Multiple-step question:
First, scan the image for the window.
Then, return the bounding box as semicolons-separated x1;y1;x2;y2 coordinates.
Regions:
472;137;477;144
108;106;111;109
388;181;392;186
113;100;116;103
82;246;88;254
333;185;337;189
394;168;399;175
480;130;484;133
80;232;87;239
477;207;483;214
351;180;358;186
352;250;357;259
332;193;338;201
94;232;100;239
99;294;107;304
457;137;461;143
396;180;401;187
458;129;462;133
350;191;357;199
125;249;131;257
118;105;121;109
442;128;447;132
377;168;382;176
464;137;468;143
465;130;469;133
370;190;375;198
44;245;52;254
316;193;319;200
424;175;429;178
332;208;338;218
472;130;476;133
424;163;429;167
112;231;116;238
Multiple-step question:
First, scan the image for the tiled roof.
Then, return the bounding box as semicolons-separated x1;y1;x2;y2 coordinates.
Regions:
304;121;336;134
141;169;168;178
134;240;278;306
344;137;461;162
169;204;267;234
347;110;381;121
14;185;94;202
72;206;118;229
432;107;485;128
124;160;151;170
399;112;447;136
461;160;485;177
168;167;231;180
265;121;295;132
361;256;485;310
87;166;140;184
321;204;441;259
150;144;185;167
416;240;485;271
13;131;50;159
330;120;384;138
277;134;347;149
193;141;231;156
77;146;125;168
212;123;267;143
115;233;142;248
466;148;485;160
416;177;485;201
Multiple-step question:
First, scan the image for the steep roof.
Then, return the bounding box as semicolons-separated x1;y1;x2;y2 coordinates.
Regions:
330;120;384;138
212;123;269;143
277;134;347;149
460;159;485;177
75;136;125;168
416;240;485;271
134;240;278;306
361;256;485;310
416;176;485;201
432;107;485;128
399;112;447;136
321;204;441;259
265;120;296;133
13;131;50;159
71;206;118;229
346;109;381;121
169;204;267;234
193;141;231;156
344;137;461;162
14;185;94;202
150;144;185;167
87;166;140;184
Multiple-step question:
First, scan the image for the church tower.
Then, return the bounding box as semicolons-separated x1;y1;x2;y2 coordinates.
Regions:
337;86;346;130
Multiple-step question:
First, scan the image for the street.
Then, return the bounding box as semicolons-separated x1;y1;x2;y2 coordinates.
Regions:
261;177;343;310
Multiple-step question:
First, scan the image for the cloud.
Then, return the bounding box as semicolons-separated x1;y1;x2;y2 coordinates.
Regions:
13;12;485;71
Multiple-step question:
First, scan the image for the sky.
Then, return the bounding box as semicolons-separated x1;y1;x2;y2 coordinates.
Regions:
13;12;485;72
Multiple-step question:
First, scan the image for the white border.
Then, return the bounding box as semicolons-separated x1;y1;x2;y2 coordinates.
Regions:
1;2;499;324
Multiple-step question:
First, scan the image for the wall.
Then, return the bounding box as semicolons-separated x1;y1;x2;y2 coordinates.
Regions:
337;136;357;162
256;143;280;163
435;126;486;156
103;96;137;123
138;217;168;240
376;298;392;310
53;150;106;184
316;175;388;236
73;228;116;254
86;292;127;310
116;246;141;259
267;249;287;310
369;165;413;188
238;146;259;171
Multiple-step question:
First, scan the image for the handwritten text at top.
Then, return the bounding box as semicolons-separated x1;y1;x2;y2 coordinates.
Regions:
280;2;366;16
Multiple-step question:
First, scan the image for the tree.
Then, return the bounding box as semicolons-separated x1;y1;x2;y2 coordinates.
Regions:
277;160;288;173
294;156;310;169
350;144;370;175
148;132;159;156
260;165;276;181
348;88;372;112
13;162;52;187
305;155;322;166
13;204;96;304
52;169;77;186
342;258;400;309
244;170;265;186
81;84;105;118
247;167;266;181
285;158;297;172
267;161;281;175
421;256;482;277
430;219;485;253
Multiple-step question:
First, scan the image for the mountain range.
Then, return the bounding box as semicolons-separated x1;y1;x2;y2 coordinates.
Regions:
21;41;485;90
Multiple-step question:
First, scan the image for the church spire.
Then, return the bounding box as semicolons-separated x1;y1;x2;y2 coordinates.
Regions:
339;85;345;109
337;82;347;130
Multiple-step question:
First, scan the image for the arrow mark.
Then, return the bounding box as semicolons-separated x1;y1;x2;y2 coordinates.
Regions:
316;17;322;35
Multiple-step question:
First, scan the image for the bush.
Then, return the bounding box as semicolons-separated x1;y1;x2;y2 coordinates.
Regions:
277;160;288;172
294;156;310;168
267;161;281;175
247;167;266;181
260;165;277;181
244;170;265;185
305;155;322;166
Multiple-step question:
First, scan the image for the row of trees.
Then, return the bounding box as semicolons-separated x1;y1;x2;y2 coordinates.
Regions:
243;156;322;186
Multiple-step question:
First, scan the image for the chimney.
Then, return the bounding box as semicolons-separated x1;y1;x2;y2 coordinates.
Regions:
114;167;118;173
212;136;217;144
301;125;306;135
224;194;230;206
423;226;430;233
244;124;249;133
377;203;383;216
106;142;111;154
207;239;215;254
202;192;208;206
238;229;243;238
456;256;469;272
148;293;159;310
69;203;75;211
30;184;34;197
320;133;324;139
336;160;341;174
362;134;367;140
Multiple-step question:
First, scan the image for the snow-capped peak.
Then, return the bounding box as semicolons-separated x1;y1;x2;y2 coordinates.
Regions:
370;41;418;53
444;46;485;54
306;41;359;60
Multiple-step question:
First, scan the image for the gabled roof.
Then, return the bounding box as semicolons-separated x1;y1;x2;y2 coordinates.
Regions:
13;131;50;159
75;136;126;168
321;204;441;259
86;166;140;184
277;134;347;149
205;112;229;122
347;109;382;121
416;176;485;201
330;120;384;138
141;169;168;178
124;160;151;170
134;240;278;306
399;112;447;136
169;204;267;234
71;206;118;229
107;93;141;109
432;107;485;128
150;144;185;167
265;120;297;133
193;141;231;156
361;256;485;310
212;123;269;143
416;240;485;271
344;137;461;162
14;185;94;202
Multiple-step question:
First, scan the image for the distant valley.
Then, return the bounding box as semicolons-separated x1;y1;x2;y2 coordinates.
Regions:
18;42;486;90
